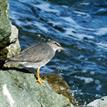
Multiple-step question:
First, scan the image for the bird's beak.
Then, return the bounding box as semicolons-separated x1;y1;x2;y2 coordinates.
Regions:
61;47;64;50
58;46;64;52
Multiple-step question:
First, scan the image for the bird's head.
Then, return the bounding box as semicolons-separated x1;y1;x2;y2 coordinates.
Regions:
47;40;64;52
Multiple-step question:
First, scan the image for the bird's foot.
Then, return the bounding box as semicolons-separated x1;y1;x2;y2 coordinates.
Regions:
36;78;45;84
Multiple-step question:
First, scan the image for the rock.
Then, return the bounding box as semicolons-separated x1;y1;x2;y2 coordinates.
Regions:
0;0;20;61
0;25;21;58
0;69;73;107
87;96;107;107
0;0;10;43
43;73;78;105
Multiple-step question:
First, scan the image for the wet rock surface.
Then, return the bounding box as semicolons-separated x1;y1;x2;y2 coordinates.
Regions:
0;69;73;107
43;73;78;105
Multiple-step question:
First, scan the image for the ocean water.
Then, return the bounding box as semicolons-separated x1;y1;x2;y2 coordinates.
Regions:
9;0;107;104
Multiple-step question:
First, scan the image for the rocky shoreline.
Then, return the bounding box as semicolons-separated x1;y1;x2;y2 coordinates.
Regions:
0;0;74;107
0;69;73;107
0;0;107;107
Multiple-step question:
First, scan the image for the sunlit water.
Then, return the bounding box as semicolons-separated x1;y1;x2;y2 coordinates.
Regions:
9;0;107;104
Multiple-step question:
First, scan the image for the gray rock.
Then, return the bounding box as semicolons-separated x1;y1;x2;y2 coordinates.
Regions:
5;25;21;58
0;0;20;59
87;96;107;107
0;0;10;43
0;69;73;107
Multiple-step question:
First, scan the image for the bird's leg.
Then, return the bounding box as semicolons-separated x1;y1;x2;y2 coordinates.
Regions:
36;67;44;84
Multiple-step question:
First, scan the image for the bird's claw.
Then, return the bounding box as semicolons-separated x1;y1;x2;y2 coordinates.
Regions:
36;78;45;84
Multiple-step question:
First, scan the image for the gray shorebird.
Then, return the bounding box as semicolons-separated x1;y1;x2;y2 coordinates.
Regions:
7;40;63;84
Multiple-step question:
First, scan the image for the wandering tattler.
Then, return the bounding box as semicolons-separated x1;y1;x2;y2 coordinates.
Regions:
7;40;63;84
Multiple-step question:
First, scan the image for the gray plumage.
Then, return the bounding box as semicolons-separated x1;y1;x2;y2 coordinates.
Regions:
8;40;63;68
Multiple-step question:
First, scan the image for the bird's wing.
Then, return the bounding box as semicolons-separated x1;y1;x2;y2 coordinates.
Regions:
11;43;54;63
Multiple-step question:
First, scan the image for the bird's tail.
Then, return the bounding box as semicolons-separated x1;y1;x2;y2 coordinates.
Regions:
0;57;20;68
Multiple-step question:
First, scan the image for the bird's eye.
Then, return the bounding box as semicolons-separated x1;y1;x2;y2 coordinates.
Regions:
54;42;60;46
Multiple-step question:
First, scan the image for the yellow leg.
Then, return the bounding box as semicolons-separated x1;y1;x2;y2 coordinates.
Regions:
36;67;44;84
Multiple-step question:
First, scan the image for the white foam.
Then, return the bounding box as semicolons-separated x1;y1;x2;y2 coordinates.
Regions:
65;28;75;35
76;33;94;40
48;20;62;27
34;3;59;13
2;84;16;107
74;76;94;84
96;42;107;49
96;8;107;13
96;84;102;91
34;22;48;32
65;30;94;40
74;11;90;17
80;2;90;6
61;17;82;28
95;27;107;36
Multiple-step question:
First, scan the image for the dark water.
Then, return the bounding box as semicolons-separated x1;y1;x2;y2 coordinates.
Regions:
9;0;107;104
